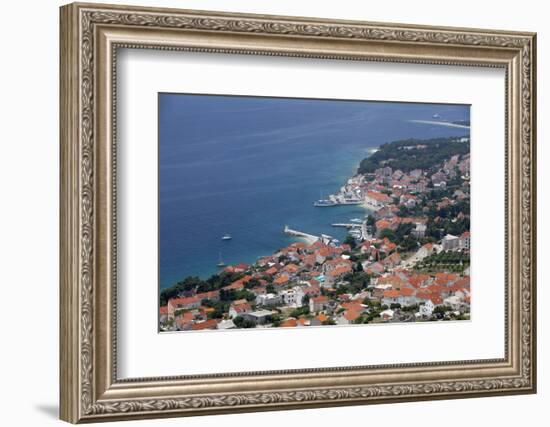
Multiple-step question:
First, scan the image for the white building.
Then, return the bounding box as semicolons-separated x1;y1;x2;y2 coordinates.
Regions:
380;309;395;321
442;234;460;251
434;181;447;190
217;319;236;329
228;303;252;318
459;232;470;250
280;286;305;307
418;299;435;316
444;294;466;310
309;296;328;313
415;243;434;260
412;223;427;238
255;293;282;306
364;191;392;209
242;310;274;325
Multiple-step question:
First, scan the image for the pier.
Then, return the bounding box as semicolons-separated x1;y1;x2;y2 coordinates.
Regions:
283;225;319;243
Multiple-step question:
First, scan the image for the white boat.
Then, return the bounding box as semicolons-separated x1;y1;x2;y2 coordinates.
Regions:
314;199;337;207
221;233;232;241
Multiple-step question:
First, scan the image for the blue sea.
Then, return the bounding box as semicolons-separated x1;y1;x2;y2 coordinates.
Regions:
159;94;470;289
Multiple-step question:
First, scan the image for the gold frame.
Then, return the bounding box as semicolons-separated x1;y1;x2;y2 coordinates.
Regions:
60;2;537;423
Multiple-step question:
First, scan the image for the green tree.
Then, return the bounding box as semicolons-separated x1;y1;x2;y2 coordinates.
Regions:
367;215;376;227
379;228;397;242
344;234;357;249
233;316;256;328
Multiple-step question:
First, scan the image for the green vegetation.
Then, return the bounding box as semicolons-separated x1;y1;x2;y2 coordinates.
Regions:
344;234;357;249
202;299;230;319
337;272;371;295
415;250;470;273
433;305;454;315
290;306;310;318
233;316;256;328
358;136;469;174
160;271;245;306
220;288;255;302
378;228;397;242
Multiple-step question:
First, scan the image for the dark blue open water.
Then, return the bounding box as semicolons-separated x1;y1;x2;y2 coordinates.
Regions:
159;94;469;288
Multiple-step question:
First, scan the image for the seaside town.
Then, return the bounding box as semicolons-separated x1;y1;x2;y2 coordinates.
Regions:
160;136;471;332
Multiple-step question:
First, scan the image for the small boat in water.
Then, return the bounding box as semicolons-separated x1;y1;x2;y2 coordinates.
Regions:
221;233;232;241
314;190;337;207
313;199;337;207
217;252;226;267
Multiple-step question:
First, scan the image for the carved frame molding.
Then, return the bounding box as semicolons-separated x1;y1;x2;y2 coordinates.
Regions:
60;2;536;423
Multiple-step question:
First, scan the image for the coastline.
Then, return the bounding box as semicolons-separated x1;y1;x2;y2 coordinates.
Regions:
362;200;382;212
160;133;471;331
298;235;320;245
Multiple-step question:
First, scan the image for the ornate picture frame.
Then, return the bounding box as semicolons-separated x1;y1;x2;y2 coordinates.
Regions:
60;2;536;423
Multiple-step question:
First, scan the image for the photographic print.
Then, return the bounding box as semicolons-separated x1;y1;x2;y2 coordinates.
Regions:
158;94;471;332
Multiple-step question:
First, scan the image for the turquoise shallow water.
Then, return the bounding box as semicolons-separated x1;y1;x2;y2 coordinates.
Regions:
159;95;469;288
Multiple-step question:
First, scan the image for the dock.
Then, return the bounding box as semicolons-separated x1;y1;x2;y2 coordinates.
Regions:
283;225;319;243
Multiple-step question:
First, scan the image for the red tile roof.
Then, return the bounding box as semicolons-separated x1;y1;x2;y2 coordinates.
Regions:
231;303;251;313
430;296;443;305
169;296;200;307
316;313;328;322
400;287;415;297
195;290;220;300
343;310;361;321
327;265;352;277
264;266;278;275
435;272;459;286
376;219;392;230
191;319;218;330
302;284;321;295
367;191;392;202
284;263;299;273
341;302;364;312
317;247;331;257
177;311;194;322
280;318;298;327
273;274;290;285
383;289;399;298
223;281;245;291
409;274;431;288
